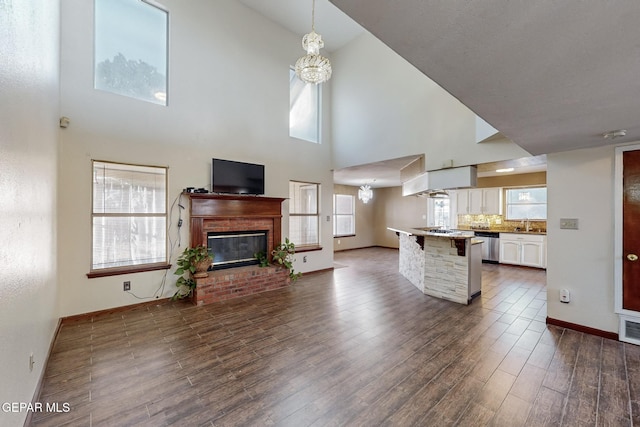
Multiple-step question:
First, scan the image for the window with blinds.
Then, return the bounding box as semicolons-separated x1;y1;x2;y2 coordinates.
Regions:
333;194;355;237
91;161;167;273
288;181;320;248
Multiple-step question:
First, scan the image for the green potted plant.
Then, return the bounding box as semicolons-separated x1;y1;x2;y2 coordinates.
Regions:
172;245;212;300
172;276;196;300
271;238;302;281
175;245;212;279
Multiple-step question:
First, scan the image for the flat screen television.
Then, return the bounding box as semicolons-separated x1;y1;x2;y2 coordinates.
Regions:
211;158;265;195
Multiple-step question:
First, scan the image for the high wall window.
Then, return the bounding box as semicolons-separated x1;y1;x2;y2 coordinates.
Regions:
505;187;547;220
333;194;355;237
91;161;167;275
289;181;320;248
94;0;168;105
289;69;320;143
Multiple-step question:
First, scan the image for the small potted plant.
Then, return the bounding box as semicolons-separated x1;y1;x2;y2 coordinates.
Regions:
172;245;212;300
176;245;212;279
271;238;302;281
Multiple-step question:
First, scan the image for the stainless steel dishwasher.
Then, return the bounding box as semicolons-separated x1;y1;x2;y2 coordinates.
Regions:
474;231;500;263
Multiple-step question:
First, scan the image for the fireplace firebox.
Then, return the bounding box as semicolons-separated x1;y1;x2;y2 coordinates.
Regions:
207;230;267;270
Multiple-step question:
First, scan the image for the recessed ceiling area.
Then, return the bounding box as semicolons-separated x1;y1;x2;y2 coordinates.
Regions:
333;155;422;188
477;155;547;178
334;154;546;188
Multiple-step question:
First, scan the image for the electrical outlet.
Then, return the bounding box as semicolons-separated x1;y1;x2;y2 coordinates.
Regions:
303;256;307;263
123;281;131;291
29;353;34;372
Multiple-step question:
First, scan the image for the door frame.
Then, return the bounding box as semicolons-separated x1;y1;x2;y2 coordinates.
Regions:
614;143;640;317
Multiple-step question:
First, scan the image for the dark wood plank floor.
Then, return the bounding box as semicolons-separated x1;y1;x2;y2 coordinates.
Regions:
31;247;638;426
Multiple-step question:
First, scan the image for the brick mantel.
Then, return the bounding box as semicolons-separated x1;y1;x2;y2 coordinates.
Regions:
186;193;288;305
188;193;285;259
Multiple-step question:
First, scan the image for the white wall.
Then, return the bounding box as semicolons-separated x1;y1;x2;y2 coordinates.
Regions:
374;187;428;248
58;0;334;316
546;145;618;333
0;1;60;426
330;32;530;172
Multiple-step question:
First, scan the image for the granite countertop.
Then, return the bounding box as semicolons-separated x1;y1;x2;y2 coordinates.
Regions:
460;227;547;235
387;226;475;239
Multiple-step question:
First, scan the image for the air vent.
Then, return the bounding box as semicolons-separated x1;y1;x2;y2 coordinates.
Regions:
620;315;640;345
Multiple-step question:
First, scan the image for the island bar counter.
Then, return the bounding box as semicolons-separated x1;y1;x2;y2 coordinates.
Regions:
387;226;482;305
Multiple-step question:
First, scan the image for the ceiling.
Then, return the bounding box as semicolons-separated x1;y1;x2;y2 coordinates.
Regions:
238;0;640;186
237;0;364;52
332;155;422;188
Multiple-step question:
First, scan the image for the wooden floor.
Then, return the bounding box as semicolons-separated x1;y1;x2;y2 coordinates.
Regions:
31;247;640;426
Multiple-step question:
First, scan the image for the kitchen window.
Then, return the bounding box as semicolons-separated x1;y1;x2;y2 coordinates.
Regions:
505;187;547;220
89;161;168;277
94;0;168;105
289;181;320;248
333;194;355;237
428;197;451;228
289;68;320;143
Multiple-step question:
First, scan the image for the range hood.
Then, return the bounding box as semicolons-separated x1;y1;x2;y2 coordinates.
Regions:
402;165;478;197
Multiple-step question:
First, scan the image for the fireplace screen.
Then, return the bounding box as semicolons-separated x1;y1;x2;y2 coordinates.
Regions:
207;230;267;269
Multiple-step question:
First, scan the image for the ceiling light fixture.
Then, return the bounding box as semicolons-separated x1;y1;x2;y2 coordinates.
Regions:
496;168;515;173
603;129;627;139
358;184;373;204
294;0;332;84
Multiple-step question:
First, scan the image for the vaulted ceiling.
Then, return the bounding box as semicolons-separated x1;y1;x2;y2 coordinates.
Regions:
329;0;640;155
238;0;640;185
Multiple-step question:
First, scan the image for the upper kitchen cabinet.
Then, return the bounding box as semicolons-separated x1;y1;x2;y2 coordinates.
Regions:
455;189;470;215
457;187;502;215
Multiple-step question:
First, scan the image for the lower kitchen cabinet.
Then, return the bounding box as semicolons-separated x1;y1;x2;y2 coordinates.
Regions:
499;233;546;268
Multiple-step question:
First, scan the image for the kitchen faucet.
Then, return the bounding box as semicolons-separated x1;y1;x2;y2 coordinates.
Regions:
521;218;531;232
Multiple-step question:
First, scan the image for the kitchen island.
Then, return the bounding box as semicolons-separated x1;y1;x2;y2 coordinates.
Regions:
388;226;483;305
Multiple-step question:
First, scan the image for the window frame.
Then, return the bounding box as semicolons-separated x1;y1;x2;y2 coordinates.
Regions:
504;186;548;221
88;160;170;278
289;68;321;143
333;194;355;237
289;180;322;250
94;0;169;106
427;197;451;228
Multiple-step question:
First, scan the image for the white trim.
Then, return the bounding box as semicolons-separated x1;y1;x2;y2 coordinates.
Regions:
614;143;640;317
140;0;169;13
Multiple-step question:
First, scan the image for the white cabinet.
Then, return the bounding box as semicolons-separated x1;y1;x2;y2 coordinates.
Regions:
482;188;502;215
499;233;546;268
456;188;502;215
455;189;470;215
468;189;484;214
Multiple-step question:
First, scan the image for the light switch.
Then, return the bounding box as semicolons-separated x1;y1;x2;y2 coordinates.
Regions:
560;218;579;230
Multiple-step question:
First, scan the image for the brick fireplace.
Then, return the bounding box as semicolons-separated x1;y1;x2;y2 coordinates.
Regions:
187;193;289;305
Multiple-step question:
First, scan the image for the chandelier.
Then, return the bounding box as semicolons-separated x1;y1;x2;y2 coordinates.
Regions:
358;184;373;204
294;0;332;84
